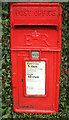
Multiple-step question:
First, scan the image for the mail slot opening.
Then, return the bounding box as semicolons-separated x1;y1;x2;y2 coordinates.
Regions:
14;24;57;29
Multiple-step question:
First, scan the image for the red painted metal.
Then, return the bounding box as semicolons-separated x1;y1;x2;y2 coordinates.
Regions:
10;2;62;113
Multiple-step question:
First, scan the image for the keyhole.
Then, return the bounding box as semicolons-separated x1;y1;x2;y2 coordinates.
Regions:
22;79;23;82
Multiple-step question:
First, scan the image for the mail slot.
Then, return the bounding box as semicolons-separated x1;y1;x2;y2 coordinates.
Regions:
10;2;62;113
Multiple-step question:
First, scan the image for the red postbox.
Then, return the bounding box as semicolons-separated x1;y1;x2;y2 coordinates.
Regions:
10;2;62;113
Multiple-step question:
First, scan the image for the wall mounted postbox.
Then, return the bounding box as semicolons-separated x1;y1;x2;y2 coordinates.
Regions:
10;2;62;113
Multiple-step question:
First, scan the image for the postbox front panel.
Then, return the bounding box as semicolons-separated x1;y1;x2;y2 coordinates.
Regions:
10;3;62;113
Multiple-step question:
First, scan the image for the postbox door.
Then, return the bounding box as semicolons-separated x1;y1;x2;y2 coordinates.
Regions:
11;25;60;113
